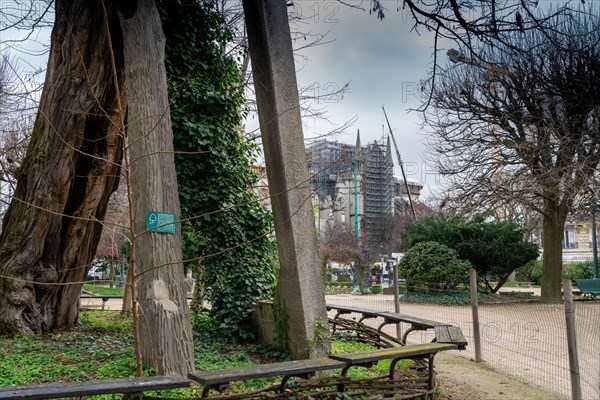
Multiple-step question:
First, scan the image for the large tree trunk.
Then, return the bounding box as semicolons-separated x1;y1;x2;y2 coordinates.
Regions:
118;0;195;376
0;1;125;335
540;199;568;302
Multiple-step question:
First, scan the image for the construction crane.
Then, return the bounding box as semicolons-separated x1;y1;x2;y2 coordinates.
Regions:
382;106;416;219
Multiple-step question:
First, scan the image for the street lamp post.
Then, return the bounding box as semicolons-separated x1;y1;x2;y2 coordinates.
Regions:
591;204;599;279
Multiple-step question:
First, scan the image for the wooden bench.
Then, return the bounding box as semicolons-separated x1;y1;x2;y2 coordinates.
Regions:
326;305;400;347
574;279;600;300
377;311;444;345
327;304;453;345
326;305;382;325
434;325;468;350
188;358;346;397
0;375;190;400
330;343;458;391
80;295;123;311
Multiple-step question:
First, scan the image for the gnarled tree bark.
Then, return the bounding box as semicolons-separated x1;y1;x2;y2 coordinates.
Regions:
0;0;125;335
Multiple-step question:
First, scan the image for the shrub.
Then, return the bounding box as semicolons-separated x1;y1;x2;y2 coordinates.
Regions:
517;259;542;285
402;291;472;305
370;284;382;294
563;261;594;280
398;241;470;292
326;281;352;288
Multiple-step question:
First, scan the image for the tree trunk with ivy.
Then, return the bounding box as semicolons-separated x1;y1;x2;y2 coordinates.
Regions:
0;1;125;336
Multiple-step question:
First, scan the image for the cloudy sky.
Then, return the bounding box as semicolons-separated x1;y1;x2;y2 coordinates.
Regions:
288;3;447;197
1;1;448;197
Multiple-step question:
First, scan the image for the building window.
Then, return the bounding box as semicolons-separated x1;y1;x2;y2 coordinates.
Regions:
563;229;578;249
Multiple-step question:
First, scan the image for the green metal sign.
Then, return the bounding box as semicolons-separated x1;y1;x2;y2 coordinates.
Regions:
146;211;176;234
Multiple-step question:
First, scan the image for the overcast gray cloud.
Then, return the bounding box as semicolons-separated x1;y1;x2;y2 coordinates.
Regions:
291;4;445;196
1;0;446;197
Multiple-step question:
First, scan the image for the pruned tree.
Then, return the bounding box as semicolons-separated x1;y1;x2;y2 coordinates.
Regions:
424;9;600;301
320;224;373;293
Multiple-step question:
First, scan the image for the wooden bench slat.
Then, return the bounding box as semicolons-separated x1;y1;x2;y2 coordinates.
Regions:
188;358;345;386
327;305;445;328
326;305;381;317
435;325;467;349
330;343;457;365
327;304;456;346
378;312;443;328
0;376;190;400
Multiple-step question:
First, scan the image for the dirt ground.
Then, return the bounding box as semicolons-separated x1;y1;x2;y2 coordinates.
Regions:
435;352;567;400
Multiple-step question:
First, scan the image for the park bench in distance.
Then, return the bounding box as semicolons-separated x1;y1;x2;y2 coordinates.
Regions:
575;279;600;300
80;294;123;311
0;375;190;400
188;358;346;397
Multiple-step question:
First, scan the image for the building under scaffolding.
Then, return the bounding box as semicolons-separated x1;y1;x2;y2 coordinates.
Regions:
308;132;394;246
308;140;356;202
363;139;394;246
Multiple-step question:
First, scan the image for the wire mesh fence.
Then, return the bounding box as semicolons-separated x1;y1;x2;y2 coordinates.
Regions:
325;290;600;400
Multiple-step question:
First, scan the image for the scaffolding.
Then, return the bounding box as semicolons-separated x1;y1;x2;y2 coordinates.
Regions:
308;137;394;247
363;140;394;246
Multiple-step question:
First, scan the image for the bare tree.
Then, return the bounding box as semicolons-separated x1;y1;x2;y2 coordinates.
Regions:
425;9;600;301
0;55;35;222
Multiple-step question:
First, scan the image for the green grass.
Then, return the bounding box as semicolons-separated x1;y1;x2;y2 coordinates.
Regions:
402;291;473;305
0;312;203;399
82;283;124;296
0;311;413;398
331;337;410;379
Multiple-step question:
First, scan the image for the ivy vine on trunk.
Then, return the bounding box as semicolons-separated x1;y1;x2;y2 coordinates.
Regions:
160;0;276;341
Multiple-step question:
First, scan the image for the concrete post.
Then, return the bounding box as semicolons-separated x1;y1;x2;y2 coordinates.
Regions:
564;279;582;400
470;269;482;362
243;0;330;358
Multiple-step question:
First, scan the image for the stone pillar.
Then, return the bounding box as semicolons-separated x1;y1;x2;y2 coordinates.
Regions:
243;0;330;358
